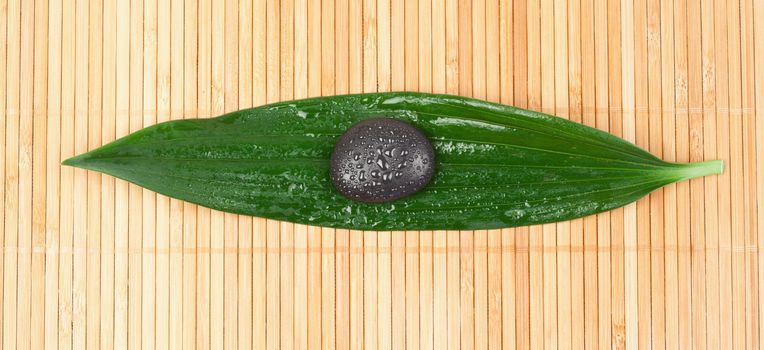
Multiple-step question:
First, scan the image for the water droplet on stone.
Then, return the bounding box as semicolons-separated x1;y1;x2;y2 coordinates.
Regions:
376;156;389;170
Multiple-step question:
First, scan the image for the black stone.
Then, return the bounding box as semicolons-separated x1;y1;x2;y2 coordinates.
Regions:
330;118;435;203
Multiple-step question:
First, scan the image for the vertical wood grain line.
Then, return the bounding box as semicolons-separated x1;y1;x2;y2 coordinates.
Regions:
754;0;764;347
740;0;759;347
30;0;49;348
713;0;732;346
700;0;720;346
726;0;745;347
0;0;6;343
43;0;61;347
17;0;34;345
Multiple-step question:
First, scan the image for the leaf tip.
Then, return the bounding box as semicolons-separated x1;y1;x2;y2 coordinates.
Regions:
61;153;92;169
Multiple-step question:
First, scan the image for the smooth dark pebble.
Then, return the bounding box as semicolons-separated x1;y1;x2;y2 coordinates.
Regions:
330;118;435;203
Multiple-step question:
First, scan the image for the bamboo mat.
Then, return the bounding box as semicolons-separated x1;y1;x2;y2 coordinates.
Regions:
1;0;762;348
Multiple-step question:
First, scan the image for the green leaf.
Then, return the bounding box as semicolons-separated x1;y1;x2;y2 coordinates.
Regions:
63;92;723;230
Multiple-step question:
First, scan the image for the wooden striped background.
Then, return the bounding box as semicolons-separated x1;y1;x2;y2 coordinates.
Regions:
1;0;763;348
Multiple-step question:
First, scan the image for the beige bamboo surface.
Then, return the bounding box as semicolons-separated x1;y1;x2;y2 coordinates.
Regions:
0;0;763;348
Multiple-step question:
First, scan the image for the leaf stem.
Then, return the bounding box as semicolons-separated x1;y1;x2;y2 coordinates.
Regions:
673;159;724;181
